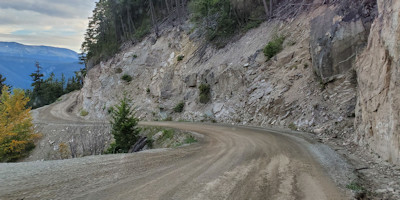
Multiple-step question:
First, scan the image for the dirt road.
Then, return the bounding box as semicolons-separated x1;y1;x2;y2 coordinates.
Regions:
0;92;354;199
0;123;353;199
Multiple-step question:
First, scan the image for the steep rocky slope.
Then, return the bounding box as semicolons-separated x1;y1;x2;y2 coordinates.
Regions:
78;0;398;166
81;5;353;134
355;0;400;164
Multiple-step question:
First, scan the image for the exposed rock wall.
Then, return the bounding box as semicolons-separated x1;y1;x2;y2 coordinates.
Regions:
310;1;376;83
78;1;400;164
355;0;400;164
80;5;358;140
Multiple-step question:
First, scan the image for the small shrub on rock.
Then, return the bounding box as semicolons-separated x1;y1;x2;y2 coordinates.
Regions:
199;83;211;104
121;74;132;82
177;55;184;61
263;36;285;61
288;122;297;131
174;102;185;113
115;68;123;74
80;109;89;116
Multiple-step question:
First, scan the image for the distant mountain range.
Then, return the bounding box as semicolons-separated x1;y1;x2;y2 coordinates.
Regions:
0;42;84;89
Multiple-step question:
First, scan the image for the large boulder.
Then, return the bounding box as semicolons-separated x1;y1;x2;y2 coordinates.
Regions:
310;1;376;83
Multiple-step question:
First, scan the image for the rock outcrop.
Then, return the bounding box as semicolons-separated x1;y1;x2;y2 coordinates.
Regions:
76;0;399;165
355;0;400;163
310;1;376;83
80;5;358;144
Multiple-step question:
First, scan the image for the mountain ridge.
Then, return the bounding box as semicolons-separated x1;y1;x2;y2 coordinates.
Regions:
0;42;83;89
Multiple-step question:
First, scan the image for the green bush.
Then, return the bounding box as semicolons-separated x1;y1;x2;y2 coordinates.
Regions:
146;138;154;148
243;20;263;31
346;182;364;192
263;36;285;61
107;107;114;114
174;102;185;113
108;94;140;153
177;55;184;62
106;142;119;154
146;88;150;94
80;109;89;116
115;68;123;74
121;74;132;82
134;19;150;40
189;0;237;47
199;83;211;104
184;135;197;144
288;123;297;131
161;129;174;141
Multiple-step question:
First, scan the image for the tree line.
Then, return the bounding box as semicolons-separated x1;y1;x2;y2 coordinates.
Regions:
82;0;188;67
26;62;85;109
81;0;280;66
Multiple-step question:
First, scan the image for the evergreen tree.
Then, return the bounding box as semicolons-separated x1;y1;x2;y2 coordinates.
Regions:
0;74;9;95
29;62;44;108
30;61;44;92
109;93;140;153
27;64;85;108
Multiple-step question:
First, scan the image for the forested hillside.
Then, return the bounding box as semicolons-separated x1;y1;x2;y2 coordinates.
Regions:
81;0;306;66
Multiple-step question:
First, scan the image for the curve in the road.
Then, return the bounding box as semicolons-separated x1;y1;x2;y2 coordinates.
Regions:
0;91;353;199
0;121;351;199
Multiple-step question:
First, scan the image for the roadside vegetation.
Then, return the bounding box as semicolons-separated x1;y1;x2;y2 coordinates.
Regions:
142;126;198;148
288;122;297;131
0;86;40;162
107;93;140;153
80;110;89;117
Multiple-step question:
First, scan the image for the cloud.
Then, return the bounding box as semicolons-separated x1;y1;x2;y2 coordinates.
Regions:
0;32;83;52
0;0;97;52
0;0;95;18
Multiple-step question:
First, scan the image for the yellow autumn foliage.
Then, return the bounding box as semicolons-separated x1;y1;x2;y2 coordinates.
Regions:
0;86;39;162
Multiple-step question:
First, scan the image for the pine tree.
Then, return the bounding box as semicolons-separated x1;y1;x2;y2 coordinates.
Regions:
109;94;140;153
0;74;9;95
29;62;44;108
30;61;44;92
0;87;39;162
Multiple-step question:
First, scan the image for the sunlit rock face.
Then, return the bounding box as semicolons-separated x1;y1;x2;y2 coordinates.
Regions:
355;0;400;164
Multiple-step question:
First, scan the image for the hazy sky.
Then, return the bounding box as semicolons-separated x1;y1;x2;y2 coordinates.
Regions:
0;0;97;52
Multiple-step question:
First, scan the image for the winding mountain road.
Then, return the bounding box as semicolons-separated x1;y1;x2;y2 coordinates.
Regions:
0;92;353;199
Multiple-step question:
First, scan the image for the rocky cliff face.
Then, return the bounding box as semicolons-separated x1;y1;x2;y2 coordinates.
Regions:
81;4;356;138
310;0;376;83
355;0;400;163
78;1;399;164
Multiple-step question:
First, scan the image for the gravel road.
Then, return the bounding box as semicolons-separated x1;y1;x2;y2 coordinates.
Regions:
0;92;354;199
